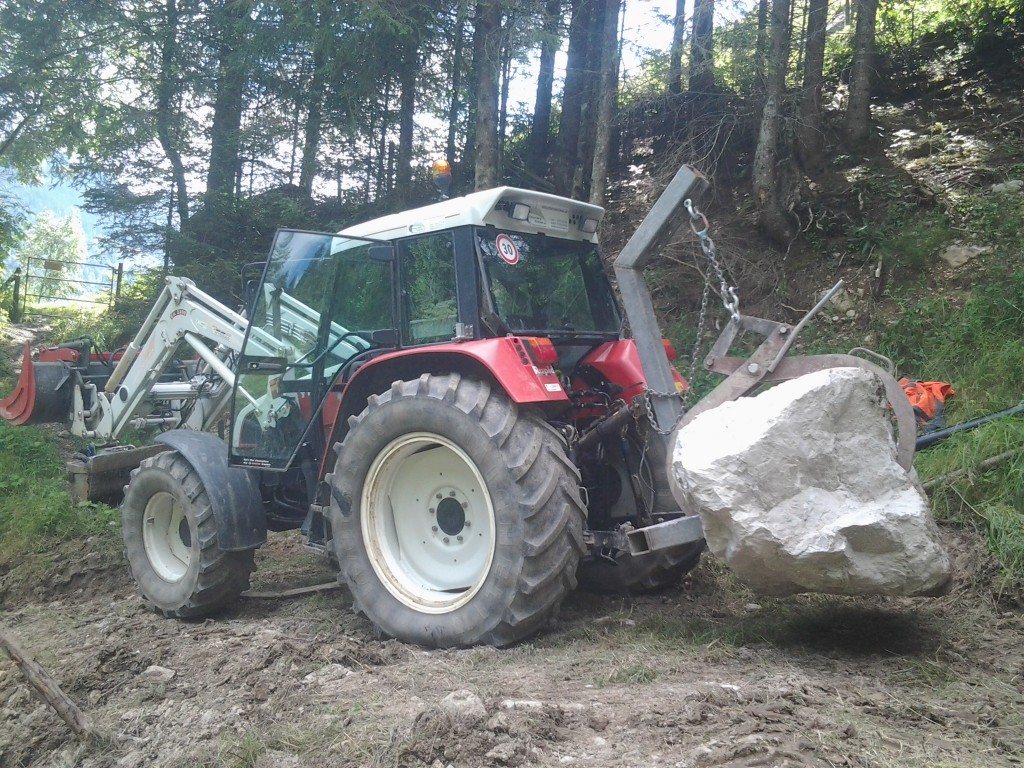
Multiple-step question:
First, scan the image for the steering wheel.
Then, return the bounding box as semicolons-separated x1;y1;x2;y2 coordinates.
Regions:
286;331;371;370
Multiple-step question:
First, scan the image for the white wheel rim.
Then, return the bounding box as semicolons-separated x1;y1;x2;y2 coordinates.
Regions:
362;432;496;614
142;490;191;582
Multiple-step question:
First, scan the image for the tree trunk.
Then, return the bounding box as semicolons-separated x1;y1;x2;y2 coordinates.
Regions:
395;37;418;201
499;29;512;158
463;2;487;177
205;2;250;216
752;0;794;245
754;0;768;91
156;0;189;227
573;0;606;198
668;0;686;95
796;0;828;173
446;0;468;169
375;83;392;197
845;0;878;145
555;0;592;195
528;0;560;178
589;0;620;205
473;0;503;190
792;0;804;76
689;0;714;94
299;0;332;194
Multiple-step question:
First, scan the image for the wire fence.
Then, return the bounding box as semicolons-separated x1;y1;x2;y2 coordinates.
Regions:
14;257;123;320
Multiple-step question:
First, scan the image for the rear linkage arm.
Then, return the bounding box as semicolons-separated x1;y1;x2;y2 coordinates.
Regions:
609;164;917;558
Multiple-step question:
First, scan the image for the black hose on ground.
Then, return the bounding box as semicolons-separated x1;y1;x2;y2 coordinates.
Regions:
915;402;1024;450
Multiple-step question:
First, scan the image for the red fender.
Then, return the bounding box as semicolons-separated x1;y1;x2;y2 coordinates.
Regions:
579;340;686;402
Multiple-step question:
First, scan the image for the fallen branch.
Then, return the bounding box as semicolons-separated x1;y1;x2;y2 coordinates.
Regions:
242;581;343;599
922;449;1020;491
0;623;93;736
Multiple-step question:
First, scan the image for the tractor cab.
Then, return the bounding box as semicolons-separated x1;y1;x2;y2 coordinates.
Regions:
229;188;635;475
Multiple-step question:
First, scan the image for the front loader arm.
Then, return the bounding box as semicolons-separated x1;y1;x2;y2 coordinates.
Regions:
76;276;283;442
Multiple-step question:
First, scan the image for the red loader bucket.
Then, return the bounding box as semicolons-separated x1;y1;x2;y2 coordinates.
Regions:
0;343;76;426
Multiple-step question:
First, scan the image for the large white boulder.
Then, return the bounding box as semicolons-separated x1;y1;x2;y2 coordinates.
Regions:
671;367;951;596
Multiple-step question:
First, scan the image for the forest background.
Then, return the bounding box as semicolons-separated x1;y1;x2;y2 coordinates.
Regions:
1;0;984;296
2;0;1024;584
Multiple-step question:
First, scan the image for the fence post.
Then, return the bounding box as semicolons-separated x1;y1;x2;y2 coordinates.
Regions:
11;268;21;322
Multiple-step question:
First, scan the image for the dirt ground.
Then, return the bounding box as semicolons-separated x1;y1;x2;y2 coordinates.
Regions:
1;525;1023;768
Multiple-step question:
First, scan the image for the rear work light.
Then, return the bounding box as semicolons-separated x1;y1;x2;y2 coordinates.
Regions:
510;203;531;221
525;337;559;365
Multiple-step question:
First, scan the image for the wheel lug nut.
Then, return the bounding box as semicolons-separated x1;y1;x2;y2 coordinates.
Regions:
429;508;435;515
464;520;471;527
431;525;438;532
448;490;456;497
436;493;443;499
443;537;450;544
457;535;463;542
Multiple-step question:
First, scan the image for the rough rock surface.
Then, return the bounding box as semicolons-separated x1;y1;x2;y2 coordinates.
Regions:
671;367;952;596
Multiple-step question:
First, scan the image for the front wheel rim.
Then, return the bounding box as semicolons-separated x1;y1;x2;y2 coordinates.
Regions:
362;432;496;614
142;490;191;582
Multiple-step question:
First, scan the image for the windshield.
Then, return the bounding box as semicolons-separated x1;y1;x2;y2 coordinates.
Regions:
476;229;620;336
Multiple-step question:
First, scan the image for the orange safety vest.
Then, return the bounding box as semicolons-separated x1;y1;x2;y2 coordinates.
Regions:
899;377;955;431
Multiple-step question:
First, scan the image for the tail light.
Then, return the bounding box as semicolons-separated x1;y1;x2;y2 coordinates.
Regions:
525;337;558;365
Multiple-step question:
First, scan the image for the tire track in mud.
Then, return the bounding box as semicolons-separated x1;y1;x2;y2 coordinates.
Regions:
1;529;1022;768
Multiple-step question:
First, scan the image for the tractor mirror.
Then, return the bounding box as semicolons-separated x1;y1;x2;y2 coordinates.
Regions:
243;279;260;314
369;328;399;346
368;245;395;263
240;261;267;314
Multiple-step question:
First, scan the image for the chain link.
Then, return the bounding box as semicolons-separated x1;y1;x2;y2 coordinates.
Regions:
641;385;685;436
684;279;710;411
684;198;740;321
639;199;741;435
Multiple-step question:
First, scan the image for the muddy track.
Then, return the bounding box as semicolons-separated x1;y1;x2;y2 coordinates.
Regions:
0;527;1022;768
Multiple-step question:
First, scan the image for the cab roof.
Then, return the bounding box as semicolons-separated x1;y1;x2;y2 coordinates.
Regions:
339;186;604;244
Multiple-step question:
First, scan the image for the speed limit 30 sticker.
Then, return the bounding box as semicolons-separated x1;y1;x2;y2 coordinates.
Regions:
495;233;519;265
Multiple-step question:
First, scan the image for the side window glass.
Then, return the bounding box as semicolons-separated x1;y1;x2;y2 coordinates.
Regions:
400;233;457;344
230;231;394;470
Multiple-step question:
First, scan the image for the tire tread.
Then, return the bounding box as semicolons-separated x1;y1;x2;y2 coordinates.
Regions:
122;451;254;618
331;374;585;647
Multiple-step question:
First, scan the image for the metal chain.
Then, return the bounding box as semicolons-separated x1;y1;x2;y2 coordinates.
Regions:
684;198;740;321
641;384;684;436
639;199;742;435
683;279;711;411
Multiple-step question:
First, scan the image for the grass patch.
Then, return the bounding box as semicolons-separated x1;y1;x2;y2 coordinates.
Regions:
0;420;118;562
603;661;657;685
825;185;1024;590
889;656;958;689
185;701;460;768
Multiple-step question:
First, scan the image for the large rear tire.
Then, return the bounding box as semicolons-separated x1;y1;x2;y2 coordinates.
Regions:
121;450;255;617
576;423;703;593
329;374;586;648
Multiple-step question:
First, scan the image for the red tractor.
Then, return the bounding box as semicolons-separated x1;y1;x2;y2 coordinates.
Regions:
1;167;915;646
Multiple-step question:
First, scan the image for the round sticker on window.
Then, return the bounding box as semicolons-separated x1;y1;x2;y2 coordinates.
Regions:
495;233;519;265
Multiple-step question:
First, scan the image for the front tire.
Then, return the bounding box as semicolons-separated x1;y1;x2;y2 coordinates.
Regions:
121;450;254;617
329;374;585;647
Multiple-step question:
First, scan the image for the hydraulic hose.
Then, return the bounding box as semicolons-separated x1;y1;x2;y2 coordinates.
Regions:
915;402;1024;450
